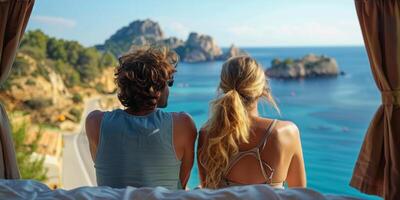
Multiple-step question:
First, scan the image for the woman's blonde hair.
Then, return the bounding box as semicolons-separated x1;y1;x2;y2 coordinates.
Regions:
199;56;279;188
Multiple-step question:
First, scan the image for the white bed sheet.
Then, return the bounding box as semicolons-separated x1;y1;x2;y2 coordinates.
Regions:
0;180;361;200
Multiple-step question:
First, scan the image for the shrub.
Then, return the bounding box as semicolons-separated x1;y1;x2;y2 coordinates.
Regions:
271;58;281;66
25;78;36;86
69;107;82;122
32;66;50;81
12;122;48;181
95;84;105;93
284;58;294;65
0;79;11;91
11;56;30;77
24;98;53;110
63;68;81;88
72;93;83;103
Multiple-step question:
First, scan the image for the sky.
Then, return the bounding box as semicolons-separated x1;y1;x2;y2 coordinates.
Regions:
27;0;364;48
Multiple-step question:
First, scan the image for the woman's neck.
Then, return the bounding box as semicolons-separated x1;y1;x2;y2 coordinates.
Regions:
248;102;259;117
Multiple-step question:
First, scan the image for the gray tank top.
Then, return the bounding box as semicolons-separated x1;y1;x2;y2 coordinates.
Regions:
94;109;182;190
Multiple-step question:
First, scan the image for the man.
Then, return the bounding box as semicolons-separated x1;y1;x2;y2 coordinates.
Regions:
85;47;197;190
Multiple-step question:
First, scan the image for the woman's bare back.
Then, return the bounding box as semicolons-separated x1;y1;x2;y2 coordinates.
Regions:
198;117;306;188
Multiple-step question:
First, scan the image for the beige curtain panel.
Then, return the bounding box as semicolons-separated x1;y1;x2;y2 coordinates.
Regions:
351;0;400;199
0;0;35;179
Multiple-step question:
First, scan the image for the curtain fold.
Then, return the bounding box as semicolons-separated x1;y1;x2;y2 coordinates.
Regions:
351;0;400;199
0;0;35;179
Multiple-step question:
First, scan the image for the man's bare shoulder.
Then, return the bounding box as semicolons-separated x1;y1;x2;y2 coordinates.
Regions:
172;112;197;138
85;110;105;138
86;110;104;125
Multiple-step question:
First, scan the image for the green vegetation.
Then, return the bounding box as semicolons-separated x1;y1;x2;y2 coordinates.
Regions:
100;51;118;67
24;98;53;110
20;30;48;60
271;58;281;66
99;38;132;57
25;78;36;86
0;79;11;91
95;84;106;93
11;56;30;77
69;107;83;123
13;122;47;181
18;30;117;88
284;58;294;65
72;93;83;103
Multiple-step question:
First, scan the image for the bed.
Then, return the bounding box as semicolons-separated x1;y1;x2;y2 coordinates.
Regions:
0;180;361;200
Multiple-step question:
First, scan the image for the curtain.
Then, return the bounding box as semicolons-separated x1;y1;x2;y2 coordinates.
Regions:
0;0;35;179
351;0;400;199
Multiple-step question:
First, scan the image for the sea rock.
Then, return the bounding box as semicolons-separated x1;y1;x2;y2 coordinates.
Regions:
175;32;223;62
266;54;340;78
159;37;185;49
219;44;248;60
98;19;247;63
98;19;164;56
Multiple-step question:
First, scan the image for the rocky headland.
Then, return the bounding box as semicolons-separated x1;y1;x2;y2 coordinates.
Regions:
96;19;247;62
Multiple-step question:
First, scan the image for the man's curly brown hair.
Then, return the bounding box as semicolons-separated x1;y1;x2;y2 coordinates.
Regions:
115;47;178;111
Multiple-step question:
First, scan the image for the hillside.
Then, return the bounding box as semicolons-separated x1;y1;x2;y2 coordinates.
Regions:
0;30;117;130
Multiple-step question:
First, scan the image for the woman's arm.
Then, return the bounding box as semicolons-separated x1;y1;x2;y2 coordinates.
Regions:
197;129;207;188
285;123;306;187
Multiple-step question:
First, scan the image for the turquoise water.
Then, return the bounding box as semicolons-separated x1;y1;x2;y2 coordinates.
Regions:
165;46;381;199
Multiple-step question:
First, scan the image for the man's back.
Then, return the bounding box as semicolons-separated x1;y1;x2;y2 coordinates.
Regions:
94;109;181;189
85;47;196;189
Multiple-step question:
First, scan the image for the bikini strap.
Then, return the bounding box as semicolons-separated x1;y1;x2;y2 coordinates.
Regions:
258;119;277;150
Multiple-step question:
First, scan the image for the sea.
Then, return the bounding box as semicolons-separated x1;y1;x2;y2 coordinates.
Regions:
164;46;381;200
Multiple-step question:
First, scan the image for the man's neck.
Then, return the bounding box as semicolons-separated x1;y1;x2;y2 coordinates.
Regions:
125;108;156;116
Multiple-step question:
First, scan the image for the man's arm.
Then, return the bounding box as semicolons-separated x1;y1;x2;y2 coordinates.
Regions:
173;112;197;189
85;110;104;162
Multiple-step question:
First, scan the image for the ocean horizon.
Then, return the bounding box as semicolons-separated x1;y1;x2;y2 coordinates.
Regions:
165;46;381;199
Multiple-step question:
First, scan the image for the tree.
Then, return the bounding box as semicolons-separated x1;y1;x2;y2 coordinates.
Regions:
64;41;83;65
47;38;67;62
65;69;81;87
20;30;48;60
13;122;48;181
76;48;100;82
100;51;117;67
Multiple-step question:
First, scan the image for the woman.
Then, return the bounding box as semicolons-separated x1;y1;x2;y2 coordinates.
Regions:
197;56;306;189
